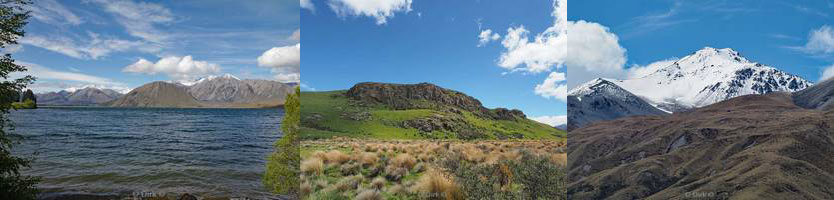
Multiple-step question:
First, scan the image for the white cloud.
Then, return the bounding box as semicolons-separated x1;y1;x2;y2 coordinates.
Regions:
274;73;300;83
122;55;221;80
496;0;567;74
10;61;128;93
534;72;567;101
529;115;567;127
301;0;315;12
88;0;174;44
327;0;412;25
821;63;834;81
27;0;83;25
565;20;628;89
258;44;301;83
20;32;159;60
477;29;500;47
626;58;677;79
796;25;834;55
290;29;301;41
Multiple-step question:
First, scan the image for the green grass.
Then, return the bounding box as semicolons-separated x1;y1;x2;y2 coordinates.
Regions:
301;90;566;140
11;100;37;109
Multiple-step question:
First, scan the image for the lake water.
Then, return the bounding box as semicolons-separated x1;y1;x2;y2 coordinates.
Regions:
8;107;285;199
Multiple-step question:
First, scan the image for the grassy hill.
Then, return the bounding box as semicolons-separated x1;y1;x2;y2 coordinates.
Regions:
301;83;565;140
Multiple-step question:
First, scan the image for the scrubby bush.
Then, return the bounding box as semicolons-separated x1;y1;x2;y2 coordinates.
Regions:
264;87;300;195
510;150;566;200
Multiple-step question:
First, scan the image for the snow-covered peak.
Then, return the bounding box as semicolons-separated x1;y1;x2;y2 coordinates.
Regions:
206;73;240;81
64;85;130;94
569;78;616;96
171;74;241;86
613;47;811;112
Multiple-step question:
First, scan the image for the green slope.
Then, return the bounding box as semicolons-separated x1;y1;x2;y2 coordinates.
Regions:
301;90;566;140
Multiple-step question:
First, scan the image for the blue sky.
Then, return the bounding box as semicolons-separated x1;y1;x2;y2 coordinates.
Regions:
570;0;834;88
9;0;299;93
301;0;567;125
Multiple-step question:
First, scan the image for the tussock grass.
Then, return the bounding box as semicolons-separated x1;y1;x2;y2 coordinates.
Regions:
300;157;324;175
300;138;566;199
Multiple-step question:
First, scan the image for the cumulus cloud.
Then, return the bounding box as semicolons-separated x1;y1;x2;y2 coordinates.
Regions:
123;56;221;80
529;115;567;127
20;32;159;60
327;0;412;25
27;0;83;25
301;0;315;12
627;58;677;79
534;72;568;101
496;0;567;74
565;20;628;89
821;63;834;81
258;44;301;83
88;0;174;43
795;25;834;55
477;29;500;47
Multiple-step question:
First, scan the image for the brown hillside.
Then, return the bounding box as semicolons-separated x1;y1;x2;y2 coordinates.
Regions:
568;93;834;199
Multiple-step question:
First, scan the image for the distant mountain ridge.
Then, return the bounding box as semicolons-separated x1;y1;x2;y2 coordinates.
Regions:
568;47;811;130
36;87;123;106
107;74;295;108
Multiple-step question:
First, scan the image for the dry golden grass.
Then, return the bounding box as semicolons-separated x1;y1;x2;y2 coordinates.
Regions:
300;157;324;175
411;168;464;200
301;138;566;199
324;150;350;164
391;153;417;170
356;152;379;167
551;153;567;166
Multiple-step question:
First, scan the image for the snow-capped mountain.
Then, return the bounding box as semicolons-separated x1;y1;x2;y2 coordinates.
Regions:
170;74;241;86
567;78;667;130
568;47;812;130
614;47;811;112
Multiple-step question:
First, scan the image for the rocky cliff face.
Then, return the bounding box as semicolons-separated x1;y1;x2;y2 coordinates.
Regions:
346;82;525;120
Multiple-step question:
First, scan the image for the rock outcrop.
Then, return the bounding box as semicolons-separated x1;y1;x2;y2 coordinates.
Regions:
346;82;525;120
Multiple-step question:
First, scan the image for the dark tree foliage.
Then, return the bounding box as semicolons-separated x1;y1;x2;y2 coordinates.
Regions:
21;89;33;102
264;87;300;196
0;0;39;199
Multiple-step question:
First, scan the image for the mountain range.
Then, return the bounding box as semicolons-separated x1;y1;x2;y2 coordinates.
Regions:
36;87;124;106
36;74;295;108
107;74;294;108
568;47;811;130
568;77;834;199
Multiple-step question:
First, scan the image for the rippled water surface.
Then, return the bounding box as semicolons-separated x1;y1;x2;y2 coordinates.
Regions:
9;107;284;198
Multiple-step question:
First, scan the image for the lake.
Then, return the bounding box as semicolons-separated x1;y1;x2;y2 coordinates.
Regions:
8;107;285;199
